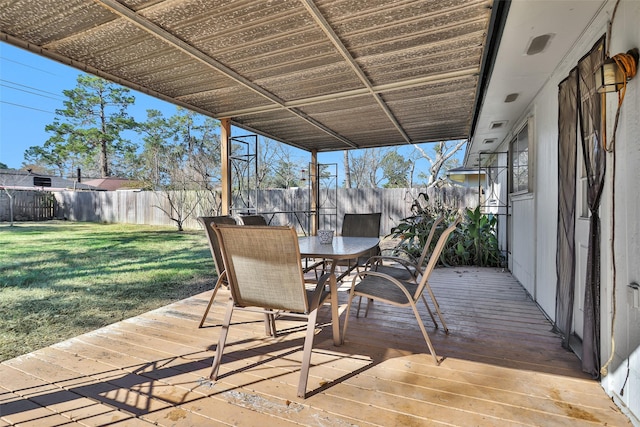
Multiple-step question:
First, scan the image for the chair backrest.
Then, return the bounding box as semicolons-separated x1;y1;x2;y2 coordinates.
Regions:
239;214;268;226
341;213;381;237
198;216;237;278
414;218;461;299
341;213;382;264
213;224;308;312
414;215;445;271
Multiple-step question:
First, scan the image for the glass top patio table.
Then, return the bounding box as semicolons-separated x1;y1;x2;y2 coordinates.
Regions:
298;236;380;345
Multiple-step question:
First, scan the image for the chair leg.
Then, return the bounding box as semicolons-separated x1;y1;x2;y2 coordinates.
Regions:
364;298;373;317
199;276;224;328
210;299;234;380
297;308;319;398
409;300;443;365
355;296;374;318
423;282;449;334
420;294;439;329
264;312;277;337
341;290;356;344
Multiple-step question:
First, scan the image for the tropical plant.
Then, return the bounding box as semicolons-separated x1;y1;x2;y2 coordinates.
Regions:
449;206;503;267
388;192;457;260
389;194;503;267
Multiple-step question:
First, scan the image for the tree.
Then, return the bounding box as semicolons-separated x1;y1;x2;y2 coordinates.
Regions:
256;138;305;189
138;108;221;230
380;149;412;188
412;140;466;187
343;151;352;188
347;148;386;188
24;137;77;177
0;162;7;169
137;109;172;188
26;75;136;178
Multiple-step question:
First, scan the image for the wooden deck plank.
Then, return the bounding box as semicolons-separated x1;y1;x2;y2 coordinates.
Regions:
1;267;632;426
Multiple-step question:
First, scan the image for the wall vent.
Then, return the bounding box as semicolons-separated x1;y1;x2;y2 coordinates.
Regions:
505;93;519;103
526;33;554;55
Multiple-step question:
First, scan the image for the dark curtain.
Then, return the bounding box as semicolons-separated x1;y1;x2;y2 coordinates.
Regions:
555;68;578;348
577;36;606;378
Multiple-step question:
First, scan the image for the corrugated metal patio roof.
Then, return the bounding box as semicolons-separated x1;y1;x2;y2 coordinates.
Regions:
0;0;504;153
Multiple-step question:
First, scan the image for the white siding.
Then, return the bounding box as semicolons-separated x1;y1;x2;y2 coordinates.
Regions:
602;0;640;420
533;90;561;317
510;194;536;297
503;0;640;422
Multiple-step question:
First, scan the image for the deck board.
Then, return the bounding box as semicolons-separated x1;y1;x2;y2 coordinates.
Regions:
0;267;632;426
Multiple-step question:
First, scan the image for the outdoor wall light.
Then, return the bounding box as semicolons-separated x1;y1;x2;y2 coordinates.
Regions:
598;48;639;152
595;48;638;93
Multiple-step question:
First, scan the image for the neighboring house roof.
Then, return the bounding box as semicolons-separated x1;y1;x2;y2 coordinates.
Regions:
446;166;486;189
446;167;486;176
83;177;144;191
0;169;97;191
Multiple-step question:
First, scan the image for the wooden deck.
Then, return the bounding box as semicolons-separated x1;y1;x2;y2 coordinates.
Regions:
0;267;631;426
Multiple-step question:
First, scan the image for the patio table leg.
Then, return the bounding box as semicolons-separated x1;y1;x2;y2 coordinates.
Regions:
328;261;341;346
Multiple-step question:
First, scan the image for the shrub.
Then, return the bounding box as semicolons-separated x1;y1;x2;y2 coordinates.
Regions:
389;193;504;267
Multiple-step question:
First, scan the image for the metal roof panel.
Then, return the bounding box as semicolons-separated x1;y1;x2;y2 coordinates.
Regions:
0;0;497;152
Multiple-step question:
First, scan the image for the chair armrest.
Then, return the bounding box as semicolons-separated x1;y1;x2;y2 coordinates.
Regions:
380;247;418;262
351;270;415;301
364;255;419;278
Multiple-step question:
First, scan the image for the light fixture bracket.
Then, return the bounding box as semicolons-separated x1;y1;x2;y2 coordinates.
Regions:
596;48;639;93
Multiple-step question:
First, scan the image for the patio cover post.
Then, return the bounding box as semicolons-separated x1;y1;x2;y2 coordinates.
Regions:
220;118;231;215
311;149;318;235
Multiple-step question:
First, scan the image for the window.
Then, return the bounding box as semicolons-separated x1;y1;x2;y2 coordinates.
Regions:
510;124;529;193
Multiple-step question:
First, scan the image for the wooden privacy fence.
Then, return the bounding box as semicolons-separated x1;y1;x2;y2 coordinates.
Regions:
0;190;55;221
52;186;479;235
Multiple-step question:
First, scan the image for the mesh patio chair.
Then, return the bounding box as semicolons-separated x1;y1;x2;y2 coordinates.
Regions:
210;224;332;398
357;215;445;320
334;212;382;281
199;216;277;334
197;216;237;328
342;218;460;365
366;215;445;283
238;214;268;225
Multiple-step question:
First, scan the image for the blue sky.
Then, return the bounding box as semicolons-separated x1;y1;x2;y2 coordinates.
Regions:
0;41;463;182
0;42;179;169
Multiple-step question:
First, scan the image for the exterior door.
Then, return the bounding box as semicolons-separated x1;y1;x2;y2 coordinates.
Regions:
573;130;590;342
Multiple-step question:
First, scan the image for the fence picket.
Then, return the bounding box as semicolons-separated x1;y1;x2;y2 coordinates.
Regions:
2;187;479;234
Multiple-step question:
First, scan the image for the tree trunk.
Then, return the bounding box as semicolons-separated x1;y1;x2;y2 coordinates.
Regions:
343;150;351;188
100;138;109;177
100;99;109;177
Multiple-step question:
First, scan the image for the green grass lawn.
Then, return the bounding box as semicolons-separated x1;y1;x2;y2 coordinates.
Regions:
0;221;214;362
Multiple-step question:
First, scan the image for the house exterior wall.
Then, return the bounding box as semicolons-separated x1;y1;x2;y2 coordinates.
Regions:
448;173;484;189
509;193;536;297
603;0;640;421
0;170;94;191
501;0;639;422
